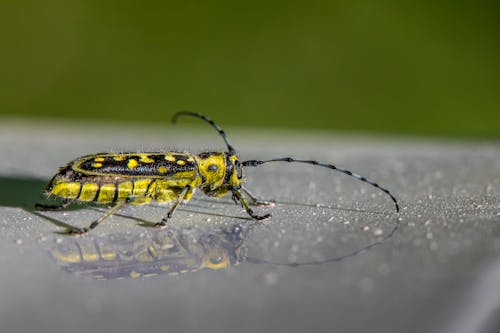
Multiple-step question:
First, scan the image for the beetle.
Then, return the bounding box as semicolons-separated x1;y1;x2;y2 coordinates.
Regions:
36;111;399;234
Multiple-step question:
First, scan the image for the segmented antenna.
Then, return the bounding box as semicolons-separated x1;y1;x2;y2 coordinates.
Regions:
242;157;399;212
172;111;236;155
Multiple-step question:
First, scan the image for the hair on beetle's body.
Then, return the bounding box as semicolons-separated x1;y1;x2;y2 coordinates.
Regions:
37;111;399;235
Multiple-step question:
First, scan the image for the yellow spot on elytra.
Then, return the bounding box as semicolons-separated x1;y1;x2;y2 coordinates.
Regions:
165;155;176;162
94;157;105;162
92;162;103;168
176;160;186;166
127;159;139;169
139;155;155;163
187;156;195;162
158;166;167;173
113;155;126;161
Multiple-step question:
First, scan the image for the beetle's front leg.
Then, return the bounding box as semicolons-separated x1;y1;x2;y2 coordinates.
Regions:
231;188;271;221
241;186;276;207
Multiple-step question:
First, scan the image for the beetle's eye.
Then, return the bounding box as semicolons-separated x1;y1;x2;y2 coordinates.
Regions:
208;164;218;172
235;160;243;179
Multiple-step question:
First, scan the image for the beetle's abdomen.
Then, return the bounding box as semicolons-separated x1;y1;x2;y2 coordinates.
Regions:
47;177;157;204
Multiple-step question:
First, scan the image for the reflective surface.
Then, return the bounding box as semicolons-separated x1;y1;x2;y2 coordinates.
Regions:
0;123;499;333
49;212;399;279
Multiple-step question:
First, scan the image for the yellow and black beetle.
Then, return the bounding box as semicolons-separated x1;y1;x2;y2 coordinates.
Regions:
37;112;399;234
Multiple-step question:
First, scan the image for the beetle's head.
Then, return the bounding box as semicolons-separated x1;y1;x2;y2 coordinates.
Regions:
196;152;243;196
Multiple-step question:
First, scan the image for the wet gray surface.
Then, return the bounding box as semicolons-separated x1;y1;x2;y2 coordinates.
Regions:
0;120;499;333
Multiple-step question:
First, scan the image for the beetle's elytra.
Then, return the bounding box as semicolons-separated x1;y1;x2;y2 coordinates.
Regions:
37;112;399;234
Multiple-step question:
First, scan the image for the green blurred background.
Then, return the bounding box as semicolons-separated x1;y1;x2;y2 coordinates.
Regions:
1;1;498;137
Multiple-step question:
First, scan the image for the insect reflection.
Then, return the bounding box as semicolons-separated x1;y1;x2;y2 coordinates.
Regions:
50;218;399;279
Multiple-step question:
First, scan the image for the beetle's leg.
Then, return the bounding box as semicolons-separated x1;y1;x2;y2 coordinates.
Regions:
241;186;275;207
232;188;271;221
154;185;191;228
68;200;127;235
35;199;73;211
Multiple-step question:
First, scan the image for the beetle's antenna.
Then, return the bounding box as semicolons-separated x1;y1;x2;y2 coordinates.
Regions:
242;157;399;212
172;111;236;155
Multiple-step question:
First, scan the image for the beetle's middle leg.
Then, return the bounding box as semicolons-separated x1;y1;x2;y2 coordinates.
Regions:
154;185;192;228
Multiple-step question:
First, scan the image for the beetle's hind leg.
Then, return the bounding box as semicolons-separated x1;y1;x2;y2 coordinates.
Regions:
67;199;127;235
36;198;127;235
241;186;275;207
35;199;73;211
